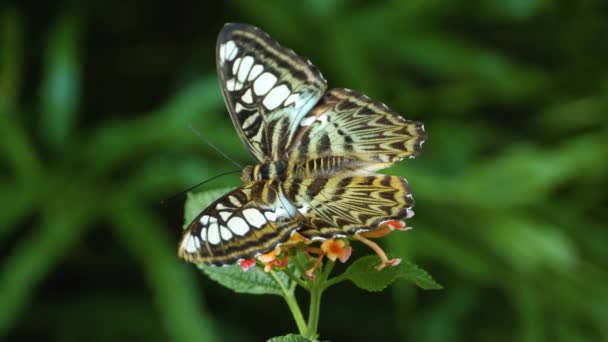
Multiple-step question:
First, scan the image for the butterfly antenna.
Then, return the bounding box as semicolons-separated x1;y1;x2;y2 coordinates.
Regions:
160;169;242;205
188;123;243;169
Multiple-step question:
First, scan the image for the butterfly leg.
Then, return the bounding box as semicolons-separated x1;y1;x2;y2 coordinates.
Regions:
354;234;401;270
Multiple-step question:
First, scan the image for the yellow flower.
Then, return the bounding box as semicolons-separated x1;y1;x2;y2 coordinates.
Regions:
321;239;352;263
257;249;288;272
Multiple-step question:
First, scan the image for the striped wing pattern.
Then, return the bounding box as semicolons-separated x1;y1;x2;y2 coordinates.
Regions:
216;23;326;162
289;88;426;168
179;23;426;265
179;182;301;265
283;176;414;239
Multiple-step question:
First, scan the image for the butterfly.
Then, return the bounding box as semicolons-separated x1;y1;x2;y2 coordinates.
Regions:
178;23;426;266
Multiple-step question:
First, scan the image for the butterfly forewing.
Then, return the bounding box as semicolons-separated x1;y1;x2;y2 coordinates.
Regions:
216;23;327;162
288;88;426;168
178;182;301;265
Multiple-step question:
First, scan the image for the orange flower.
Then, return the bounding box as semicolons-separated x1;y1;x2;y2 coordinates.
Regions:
321;239;352;263
258;249;288;272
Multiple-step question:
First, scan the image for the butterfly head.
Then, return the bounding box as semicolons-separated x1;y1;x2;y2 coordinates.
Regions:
241;161;289;183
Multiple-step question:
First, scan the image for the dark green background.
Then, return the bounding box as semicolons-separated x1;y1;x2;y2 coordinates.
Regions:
1;1;607;341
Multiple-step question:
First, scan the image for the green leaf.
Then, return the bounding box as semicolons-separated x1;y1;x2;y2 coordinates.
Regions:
199;264;289;296
266;334;314;342
344;255;442;291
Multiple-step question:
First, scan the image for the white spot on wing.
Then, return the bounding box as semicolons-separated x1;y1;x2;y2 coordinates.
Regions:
253;72;277;95
219;212;230;221
225;41;238;61
184;236;197;253
243;208;266;228
235;102;244;113
200;215;210;225
242;111;259;129
220;226;233;240
219;43;226;62
298;206;310;214
241;88;253;104
263;84;290;110
229;196;241;206
265;211;277;221
406;208;415;218
226;78;243;91
275;207;288;218
207;223;221;244
227;217;249;235
284;93;302;106
238;56;254;82
199;228;207;241
318;114;328;125
232;57;242;75
248;64;263;80
299;116;316;127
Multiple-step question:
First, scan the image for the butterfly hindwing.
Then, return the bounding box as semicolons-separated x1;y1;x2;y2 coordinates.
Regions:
289;88;426;168
216;23;327;162
178;181;301;265
283;175;414;239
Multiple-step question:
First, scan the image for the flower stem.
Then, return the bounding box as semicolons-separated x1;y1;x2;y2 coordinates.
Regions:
269;270;307;336
322;273;348;290
306;282;322;340
306;260;334;339
283;266;309;290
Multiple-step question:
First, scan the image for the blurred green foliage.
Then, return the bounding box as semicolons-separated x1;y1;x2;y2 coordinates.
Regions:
1;1;607;341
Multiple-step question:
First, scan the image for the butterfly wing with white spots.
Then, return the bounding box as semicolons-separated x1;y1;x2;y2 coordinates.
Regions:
216;23;327;162
178;181;301;265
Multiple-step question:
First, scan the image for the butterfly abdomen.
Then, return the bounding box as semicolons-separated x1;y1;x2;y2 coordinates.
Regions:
292;156;371;179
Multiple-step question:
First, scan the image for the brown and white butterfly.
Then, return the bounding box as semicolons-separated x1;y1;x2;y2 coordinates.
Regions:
178;23;426;265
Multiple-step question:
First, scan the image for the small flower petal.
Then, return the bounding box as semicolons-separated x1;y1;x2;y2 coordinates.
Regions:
321;239;347;262
239;258;256;272
338;246;352;263
380;219;406;230
258;249;277;263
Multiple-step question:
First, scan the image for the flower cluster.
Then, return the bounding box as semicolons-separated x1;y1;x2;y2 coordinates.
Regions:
239;219;411;273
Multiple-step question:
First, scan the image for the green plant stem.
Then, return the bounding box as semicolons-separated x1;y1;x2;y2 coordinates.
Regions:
322;259;335;280
322;273;348;290
292;250;308;275
305;260;334;339
283;266;309;290
269;270;307;336
306;281;323;339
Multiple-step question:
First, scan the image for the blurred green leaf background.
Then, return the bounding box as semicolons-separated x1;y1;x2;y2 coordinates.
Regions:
1;1;607;341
